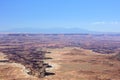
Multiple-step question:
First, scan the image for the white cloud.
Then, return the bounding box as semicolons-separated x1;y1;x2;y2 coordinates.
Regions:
92;21;105;25
111;21;119;25
91;21;120;25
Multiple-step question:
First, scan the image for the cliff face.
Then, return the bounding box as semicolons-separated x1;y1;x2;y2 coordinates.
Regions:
114;53;120;61
0;52;39;80
0;47;50;78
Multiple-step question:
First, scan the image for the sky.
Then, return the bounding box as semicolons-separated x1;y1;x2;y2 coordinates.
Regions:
0;0;120;33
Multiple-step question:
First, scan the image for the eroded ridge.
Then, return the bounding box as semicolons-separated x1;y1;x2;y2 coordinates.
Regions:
0;47;51;78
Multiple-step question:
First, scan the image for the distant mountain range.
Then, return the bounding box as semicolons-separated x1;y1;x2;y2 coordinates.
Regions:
0;27;120;34
1;27;96;34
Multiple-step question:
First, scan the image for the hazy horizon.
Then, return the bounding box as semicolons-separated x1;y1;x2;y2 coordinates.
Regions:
0;0;120;33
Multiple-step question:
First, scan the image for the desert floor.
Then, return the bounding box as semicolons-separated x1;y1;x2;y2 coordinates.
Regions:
43;47;120;80
0;47;120;80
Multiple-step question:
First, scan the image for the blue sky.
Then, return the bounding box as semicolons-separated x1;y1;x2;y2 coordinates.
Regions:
0;0;120;33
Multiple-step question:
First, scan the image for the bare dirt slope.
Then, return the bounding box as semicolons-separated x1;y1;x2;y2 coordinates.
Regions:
43;47;120;80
